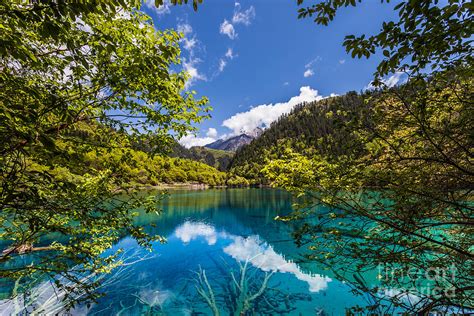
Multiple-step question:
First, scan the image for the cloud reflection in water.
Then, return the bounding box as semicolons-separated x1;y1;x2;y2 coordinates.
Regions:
173;221;332;292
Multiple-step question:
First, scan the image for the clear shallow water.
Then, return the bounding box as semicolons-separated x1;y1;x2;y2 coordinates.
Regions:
1;189;381;315
87;188;372;315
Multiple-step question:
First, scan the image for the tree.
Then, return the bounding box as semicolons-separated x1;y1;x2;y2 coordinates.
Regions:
297;0;473;82
264;73;473;312
0;0;208;306
260;0;474;313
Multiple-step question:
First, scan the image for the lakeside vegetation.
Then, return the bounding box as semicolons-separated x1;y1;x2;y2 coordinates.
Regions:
86;147;228;187
0;0;212;304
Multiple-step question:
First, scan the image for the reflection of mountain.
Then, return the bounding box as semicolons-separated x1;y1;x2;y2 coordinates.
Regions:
0;189;408;315
138;188;294;224
133;189;297;245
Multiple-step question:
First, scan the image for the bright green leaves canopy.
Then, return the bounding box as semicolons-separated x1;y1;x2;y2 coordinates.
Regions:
155;0;203;11
0;1;209;306
1;1;210;154
261;71;474;313
254;1;474;312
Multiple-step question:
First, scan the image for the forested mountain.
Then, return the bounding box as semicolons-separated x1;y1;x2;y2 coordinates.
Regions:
229;91;370;183
47;121;234;187
86;147;229;187
171;143;234;171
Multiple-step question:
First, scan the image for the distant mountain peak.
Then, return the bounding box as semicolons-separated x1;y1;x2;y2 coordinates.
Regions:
205;128;263;151
246;127;263;138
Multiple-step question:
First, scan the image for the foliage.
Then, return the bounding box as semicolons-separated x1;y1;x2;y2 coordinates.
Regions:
156;0;203;12
230;2;474;310
172;143;235;171
245;1;474;312
85;146;228;187
0;0;209;305
230;92;368;184
262;69;473;312
297;0;473;83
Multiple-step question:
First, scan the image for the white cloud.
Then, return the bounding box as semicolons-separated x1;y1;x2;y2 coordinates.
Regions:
339;59;346;64
218;59;227;72
305;56;321;69
383;72;405;87
179;128;217;148
220;20;237;39
303;56;320;78
177;23;192;36
225;48;236;59
232;3;256;26
216;48;237;75
183;58;206;89
175;221;218;245
176;22;206;88
222;86;324;135
219;3;254;41
206;128;218;138
283;81;289;86
224;235;332;293
179;133;215;148
177;23;197;51
182;37;197;51
303;69;314;77
145;0;171;16
364;71;406;90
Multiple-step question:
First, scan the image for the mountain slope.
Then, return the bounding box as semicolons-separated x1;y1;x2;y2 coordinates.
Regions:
205;134;254;151
204;127;264;152
229;91;369;183
171;142;234;171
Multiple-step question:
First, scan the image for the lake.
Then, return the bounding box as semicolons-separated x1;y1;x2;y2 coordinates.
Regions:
1;188;382;315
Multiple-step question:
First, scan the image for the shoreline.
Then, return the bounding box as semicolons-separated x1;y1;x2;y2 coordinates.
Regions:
130;183;269;191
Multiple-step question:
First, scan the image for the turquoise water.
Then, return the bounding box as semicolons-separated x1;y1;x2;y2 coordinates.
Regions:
89;188;373;315
1;189;382;315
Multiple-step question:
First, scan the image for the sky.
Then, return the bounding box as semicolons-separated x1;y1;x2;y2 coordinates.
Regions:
141;0;405;147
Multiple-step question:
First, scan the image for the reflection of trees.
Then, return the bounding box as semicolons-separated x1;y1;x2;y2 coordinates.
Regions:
134;188;297;247
192;259;311;315
159;188;293;220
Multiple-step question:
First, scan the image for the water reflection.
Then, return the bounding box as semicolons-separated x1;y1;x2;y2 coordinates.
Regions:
223;235;332;293
0;189;374;315
0;249;153;315
174;220;332;294
175;221;220;245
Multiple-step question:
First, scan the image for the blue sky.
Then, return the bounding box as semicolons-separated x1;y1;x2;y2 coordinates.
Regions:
141;0;404;147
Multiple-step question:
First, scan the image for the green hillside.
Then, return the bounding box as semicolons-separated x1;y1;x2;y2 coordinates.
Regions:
229;91;370;183
172;143;234;171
